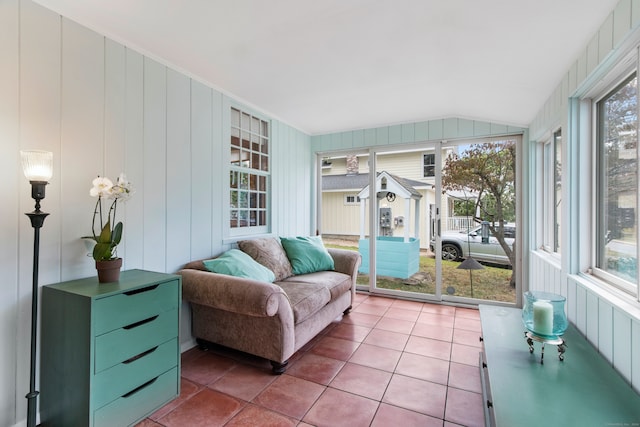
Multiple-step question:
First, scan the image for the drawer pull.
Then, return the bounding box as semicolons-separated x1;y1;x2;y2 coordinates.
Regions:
122;376;158;398
123;315;158;330
123;284;159;296
122;346;158;364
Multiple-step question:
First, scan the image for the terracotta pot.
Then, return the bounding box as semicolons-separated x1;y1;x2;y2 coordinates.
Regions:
95;258;123;283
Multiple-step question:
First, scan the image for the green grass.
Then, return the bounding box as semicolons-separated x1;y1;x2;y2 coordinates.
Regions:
326;243;515;302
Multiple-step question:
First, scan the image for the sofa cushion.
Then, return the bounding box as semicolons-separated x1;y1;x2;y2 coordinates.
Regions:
280;236;335;275
203;249;276;282
277;281;331;324
238;237;293;281
281;271;352;301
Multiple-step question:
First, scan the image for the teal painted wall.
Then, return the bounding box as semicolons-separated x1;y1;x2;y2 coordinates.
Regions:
528;0;640;393
311;118;525;151
0;1;311;425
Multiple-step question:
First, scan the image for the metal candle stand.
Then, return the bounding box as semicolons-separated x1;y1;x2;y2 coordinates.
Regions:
524;331;566;364
522;291;568;365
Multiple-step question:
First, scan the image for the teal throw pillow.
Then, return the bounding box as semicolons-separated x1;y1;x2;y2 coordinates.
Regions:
203;249;276;282
280;236;334;275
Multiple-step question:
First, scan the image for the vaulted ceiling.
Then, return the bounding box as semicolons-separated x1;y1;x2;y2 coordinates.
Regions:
34;0;620;134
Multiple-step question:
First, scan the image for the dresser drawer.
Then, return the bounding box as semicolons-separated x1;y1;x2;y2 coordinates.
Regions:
95;308;178;373
93;366;179;427
94;280;179;335
93;338;178;409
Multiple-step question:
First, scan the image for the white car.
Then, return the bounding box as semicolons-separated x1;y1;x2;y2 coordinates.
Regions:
430;224;515;266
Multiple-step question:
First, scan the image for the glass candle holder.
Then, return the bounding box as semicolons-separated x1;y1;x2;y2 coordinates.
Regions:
522;291;568;338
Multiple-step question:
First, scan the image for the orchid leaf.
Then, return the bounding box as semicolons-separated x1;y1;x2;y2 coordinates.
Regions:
93;242;112;261
112;222;123;245
98;220;112;243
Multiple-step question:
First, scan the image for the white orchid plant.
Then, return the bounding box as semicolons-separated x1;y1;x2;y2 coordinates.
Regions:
88;173;133;261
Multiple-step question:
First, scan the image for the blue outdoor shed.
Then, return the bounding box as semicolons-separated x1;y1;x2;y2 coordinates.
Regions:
357;171;423;279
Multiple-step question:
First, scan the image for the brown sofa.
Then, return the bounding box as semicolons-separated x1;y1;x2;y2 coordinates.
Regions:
179;237;361;374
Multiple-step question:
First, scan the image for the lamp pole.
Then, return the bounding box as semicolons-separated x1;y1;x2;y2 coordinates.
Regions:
25;205;48;427
21;150;52;427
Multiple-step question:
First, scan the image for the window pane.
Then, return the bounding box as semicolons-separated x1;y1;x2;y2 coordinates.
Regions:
242;132;251;149
423;153;435;177
239;173;249;189
231;147;241;166
231;108;240;127
238;210;248;227
238;191;248;208
231;127;240;144
554;130;562;252
597;75;638;285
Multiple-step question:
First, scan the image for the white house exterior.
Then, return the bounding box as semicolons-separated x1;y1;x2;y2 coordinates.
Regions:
320;149;463;248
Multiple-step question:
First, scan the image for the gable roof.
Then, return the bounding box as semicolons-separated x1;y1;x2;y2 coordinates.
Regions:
323;172;426;197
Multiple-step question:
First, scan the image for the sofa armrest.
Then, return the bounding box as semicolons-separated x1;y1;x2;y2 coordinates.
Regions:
328;248;362;279
178;269;287;317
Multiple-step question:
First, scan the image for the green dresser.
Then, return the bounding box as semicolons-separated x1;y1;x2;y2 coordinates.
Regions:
40;269;181;427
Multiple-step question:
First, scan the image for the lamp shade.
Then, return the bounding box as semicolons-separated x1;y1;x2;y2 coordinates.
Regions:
21;150;53;182
457;256;485;270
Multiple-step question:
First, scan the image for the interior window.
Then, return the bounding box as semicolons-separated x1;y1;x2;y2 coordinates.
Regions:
542;129;562;254
229;107;270;234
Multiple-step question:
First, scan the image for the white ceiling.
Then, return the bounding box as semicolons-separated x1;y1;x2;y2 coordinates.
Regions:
35;0;620;135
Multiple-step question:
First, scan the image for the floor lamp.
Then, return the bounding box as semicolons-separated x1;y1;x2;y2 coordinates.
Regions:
20;150;53;427
456;200;484;298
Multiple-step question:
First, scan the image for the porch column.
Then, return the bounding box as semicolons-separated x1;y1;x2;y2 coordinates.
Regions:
404;197;411;242
360;198;366;239
414;197;420;242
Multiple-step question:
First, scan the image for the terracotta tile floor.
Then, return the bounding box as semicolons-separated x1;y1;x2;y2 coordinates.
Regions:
137;294;485;427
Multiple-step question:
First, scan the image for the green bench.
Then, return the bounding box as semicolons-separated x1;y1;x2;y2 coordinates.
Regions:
479;305;640;427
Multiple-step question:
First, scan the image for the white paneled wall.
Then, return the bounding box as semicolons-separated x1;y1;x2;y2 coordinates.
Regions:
0;1;311;426
529;252;563;296
529;0;640;393
0;1;20;424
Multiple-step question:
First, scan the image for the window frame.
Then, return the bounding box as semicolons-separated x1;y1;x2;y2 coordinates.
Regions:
423;153;435;178
588;68;639;297
344;194;360;206
227;105;271;238
541;129;562;255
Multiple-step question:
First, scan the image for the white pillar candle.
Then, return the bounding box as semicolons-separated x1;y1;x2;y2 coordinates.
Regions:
532;300;554;336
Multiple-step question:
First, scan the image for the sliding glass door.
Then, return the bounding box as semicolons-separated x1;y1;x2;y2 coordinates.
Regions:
318;136;519;305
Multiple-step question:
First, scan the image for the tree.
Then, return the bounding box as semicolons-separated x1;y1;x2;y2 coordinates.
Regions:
442;140;517;286
600;76;637;244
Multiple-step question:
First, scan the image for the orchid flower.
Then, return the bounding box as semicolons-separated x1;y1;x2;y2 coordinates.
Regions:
88;173;133;261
